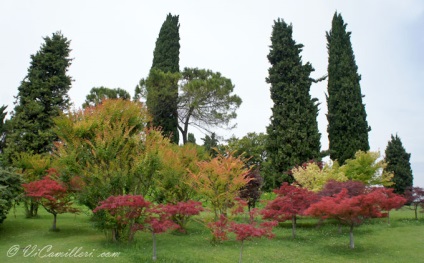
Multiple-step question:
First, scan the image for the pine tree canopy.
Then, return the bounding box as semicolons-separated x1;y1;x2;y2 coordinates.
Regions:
326;12;370;165
265;19;321;189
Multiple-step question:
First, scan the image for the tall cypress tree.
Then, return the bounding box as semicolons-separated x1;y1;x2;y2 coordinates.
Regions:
4;32;72;161
265;19;321;189
384;134;413;194
147;13;180;143
326;12;370;164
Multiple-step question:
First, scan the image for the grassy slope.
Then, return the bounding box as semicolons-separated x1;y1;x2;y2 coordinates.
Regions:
0;206;423;263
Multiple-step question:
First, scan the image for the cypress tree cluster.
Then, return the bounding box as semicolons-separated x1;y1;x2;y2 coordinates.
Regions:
326;12;370;164
265;19;321;189
384;134;413;194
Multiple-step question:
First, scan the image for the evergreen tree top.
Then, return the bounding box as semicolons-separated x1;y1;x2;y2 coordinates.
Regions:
152;13;180;73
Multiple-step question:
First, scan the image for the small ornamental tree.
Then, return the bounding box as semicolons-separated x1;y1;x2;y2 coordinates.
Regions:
371;187;406;224
305;188;384;249
404;187;424;220
261;183;318;238
23;169;79;231
239;169;263;211
133;204;179;261
189;151;251;220
93;194;151;242
228;209;277;263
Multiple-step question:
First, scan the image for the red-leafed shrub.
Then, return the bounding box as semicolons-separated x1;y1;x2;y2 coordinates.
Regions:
162;200;204;233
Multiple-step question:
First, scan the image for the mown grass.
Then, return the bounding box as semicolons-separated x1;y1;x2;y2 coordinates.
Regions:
0;205;423;263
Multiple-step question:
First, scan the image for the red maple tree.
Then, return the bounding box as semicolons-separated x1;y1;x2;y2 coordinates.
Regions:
260;183;318;238
132;204;179;261
305;188;384;249
369;187;406;224
93;194;151;241
23;168;79;231
228;208;277;263
404;187;424;220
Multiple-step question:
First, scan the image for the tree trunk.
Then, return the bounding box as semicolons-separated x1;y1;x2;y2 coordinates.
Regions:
387;211;391;225
51;213;57;231
24;199;39;218
152;232;157;261
414;204;418;220
349;224;355;249
338;223;342;234
239;240;244;263
292;215;296;238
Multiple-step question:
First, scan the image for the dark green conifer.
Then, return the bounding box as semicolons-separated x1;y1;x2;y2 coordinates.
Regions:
148;13;180;143
384;134;413;194
326;12;370;164
4;32;72;161
265;19;321;189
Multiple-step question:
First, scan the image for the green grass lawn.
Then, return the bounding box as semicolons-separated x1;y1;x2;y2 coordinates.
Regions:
1;206;423;263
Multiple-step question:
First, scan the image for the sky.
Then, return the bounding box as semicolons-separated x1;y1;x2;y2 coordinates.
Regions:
1;1;423;187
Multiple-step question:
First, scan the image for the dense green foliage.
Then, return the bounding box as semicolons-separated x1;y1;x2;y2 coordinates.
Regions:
326;12;370;164
4;32;72;162
82;87;131;108
142;69;181;143
202;132;219;157
53;100;151;210
265;19;321;189
226;132;267;169
0;167;22;224
384;134;413;194
147;13;180;144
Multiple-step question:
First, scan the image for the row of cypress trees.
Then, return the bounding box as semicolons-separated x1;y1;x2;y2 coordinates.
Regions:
265;12;413;193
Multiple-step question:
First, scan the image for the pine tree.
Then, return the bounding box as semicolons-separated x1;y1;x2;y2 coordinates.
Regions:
265;19;321;189
148;13;180;144
4;32;72;161
326;12;370;164
384;134;413;194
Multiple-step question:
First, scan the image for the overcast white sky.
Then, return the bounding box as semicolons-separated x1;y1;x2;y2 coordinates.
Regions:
1;0;423;187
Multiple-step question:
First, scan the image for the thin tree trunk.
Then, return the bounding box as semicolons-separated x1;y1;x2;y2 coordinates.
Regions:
387;211;391;225
349;224;354;249
152;232;157;261
239;240;244;263
51;213;57;231
415;204;418;220
338;223;342;234
292;215;296;238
